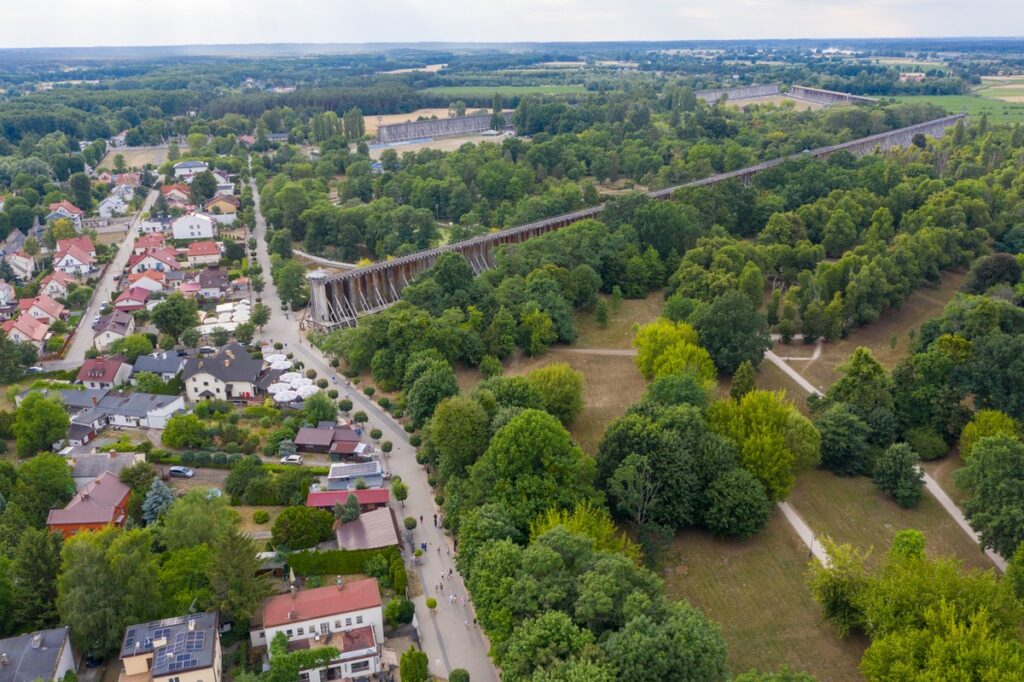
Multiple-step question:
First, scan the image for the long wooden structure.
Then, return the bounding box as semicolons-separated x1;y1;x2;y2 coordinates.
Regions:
307;113;965;329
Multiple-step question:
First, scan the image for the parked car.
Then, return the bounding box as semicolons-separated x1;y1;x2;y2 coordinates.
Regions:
280;454;304;465
25;366;45;374
168;466;194;478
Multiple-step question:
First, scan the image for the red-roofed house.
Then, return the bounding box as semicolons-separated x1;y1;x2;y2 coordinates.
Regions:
160;183;191;205
77;355;132;389
186;240;221;267
46;472;131;537
114;286;150;312
57;236;96;258
47;200;84;229
18;294;67;324
7;250;36;280
128;248;179;274
126;270;166;292
2;315;49;350
41;271;77;300
132;233;166;255
250;579;384;679
53;239;96;276
305;488;389;512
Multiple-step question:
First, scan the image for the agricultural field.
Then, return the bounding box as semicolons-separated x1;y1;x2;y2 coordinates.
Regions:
421;84;589;97
663;513;866;681
974;82;1024;103
893;95;1024;123
789;469;993;572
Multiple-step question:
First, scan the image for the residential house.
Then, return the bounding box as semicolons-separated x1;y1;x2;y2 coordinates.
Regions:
164;270;186;291
171;214;215;240
40;271;77;300
126;270;166;293
195;267;229;300
46;200;84;229
46;471;131;537
77;355;132;389
98;195;127;218
186;240;221;267
98;391;186;429
326;461;384;491
160;183;191;207
110;184;135;202
249;579;383;682
52;244;95;276
212;170;234;194
93;310;135;351
293;426;335;454
0;627;77;682
335;507;401;551
0;280;17;320
306;488;389;512
182;343;265;402
7;250;36;280
2;315;49;350
114;286;150;312
57;236;96;259
133;233;166;255
172;160;209;179
137;219;166;235
71;451;146;489
132;351;186;381
120;613;221;682
204;194;239;215
0;228;25;258
114;172;141;187
18;294;66;324
128;248;180;274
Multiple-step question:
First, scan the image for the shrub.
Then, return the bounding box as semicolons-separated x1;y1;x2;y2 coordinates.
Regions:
273;342;283;350
384;597;415;627
392;409;404;418
305;369;317;379
370;428;382;440
404;516;417;530
415;452;428;465
426;597;437;611
327;390;339;399
434;494;445;507
253;510;270;524
409;434;422;447
365;386;376;397
316;378;328;389
338;399;353;412
905;426;947;461
194;452;212;467
288;547;402;576
449;671;470;682
381;441;393;454
702;468;772;537
404;423;415;433
378;396;391;409
271;507;334;550
873;443;925;508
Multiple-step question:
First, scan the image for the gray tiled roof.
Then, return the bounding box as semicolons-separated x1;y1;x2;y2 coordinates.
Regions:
133;352;186;376
182;343;263;383
0;627;71;682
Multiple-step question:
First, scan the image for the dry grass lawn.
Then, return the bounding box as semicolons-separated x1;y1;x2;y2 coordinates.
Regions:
784;271;965;390
236;505;285;533
663;513;866;681
789;468;993;572
99;145;187;170
574;292;665;349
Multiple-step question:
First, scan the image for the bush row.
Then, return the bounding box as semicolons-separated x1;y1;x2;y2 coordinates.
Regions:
288;547;407;594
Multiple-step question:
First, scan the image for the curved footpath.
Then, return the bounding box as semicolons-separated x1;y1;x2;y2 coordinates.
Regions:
248;170;498;681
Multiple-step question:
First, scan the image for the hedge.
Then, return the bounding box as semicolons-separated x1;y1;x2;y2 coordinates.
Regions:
288;547;407;594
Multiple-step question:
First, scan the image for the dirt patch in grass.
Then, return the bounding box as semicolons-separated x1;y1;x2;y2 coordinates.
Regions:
236;505;285;533
574;292;665;349
786;271;965;390
789;468;992;572
505;350;646;454
663;513;865;681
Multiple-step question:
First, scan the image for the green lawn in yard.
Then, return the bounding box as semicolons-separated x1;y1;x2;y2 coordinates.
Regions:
893;95;1024;124
788;468;994;572
421;85;588;97
663;513;866;681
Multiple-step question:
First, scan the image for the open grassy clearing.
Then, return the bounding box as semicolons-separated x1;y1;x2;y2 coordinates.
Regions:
421;85;588;97
893;95;1024;124
99;145;186;169
784;270;965;391
975;84;1024;103
236;505;285;534
789;468;993;572
663;513;866;681
573;292;664;349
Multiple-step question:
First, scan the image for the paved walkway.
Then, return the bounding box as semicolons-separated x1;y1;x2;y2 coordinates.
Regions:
248;170;499;681
777;501;830;566
46;188;157;370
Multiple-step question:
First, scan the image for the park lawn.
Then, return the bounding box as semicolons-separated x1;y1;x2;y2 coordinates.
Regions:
788;468;993;572
922;449;970;507
574;291;665;349
786;270;965;391
663;513;866;681
421;85;588;97
99;145;187;170
893;95;1024;124
236;505;285;534
505;350;646;454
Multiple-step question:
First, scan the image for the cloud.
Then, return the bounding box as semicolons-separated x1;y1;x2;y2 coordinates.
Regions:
2;0;1023;47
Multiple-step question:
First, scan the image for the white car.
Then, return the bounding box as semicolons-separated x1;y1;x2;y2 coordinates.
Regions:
280;454;304;465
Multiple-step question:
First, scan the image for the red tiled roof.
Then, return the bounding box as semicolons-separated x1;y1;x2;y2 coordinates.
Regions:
306;489;389;508
49;200;84;216
41;271;76;288
128;270;166;284
114;173;141;186
57;236;96;255
2;315;48;342
19;294;65;320
55;244;95;267
187;241;220;257
77;355;128;384
115;286;150;305
128;248;179;270
135;234;166;249
47;472;130;526
262;579;381;629
161;183;191;196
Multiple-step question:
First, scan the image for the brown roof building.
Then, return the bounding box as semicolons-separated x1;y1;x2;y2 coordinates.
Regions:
46;471;131;537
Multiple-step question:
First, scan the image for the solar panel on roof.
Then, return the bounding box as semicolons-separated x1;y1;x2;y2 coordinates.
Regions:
185;631;205;651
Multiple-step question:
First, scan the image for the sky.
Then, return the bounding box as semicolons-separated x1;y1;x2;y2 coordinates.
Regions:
3;0;1023;48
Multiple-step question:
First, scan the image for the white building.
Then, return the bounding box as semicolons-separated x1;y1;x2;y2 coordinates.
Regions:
0;626;77;682
172;160;209;178
98;195;127;218
171;213;216;240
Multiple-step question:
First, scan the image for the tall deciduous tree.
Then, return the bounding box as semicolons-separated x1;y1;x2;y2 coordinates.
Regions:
956;434;1024;555
429;396;490;482
206;528;272;622
13;393;70;458
694;289;771;374
152;294;200;341
872;443;924;508
526;362;584;424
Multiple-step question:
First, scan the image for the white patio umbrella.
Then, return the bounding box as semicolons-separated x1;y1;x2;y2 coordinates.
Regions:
273;390;299;403
289;377;313;389
270;360;293;371
265;354;287;363
266;382;291;394
296;385;320;399
279;372;302;383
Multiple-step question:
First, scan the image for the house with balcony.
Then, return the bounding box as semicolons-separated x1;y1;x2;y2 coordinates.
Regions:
182;343;265;402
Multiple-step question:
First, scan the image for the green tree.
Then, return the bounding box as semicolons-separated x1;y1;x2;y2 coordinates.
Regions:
730;360;756;401
634;319;699;380
526;362;584;424
302;391;337;424
271;506;334;549
429;396;490;482
142;478;175;524
501;611;595;681
108;334;154;362
251;302;271;329
694;290;771;374
11;527;62;631
206;528;272;622
152;294;200;341
68;173;92;209
384;596;415;627
391;479;408;505
956;434;1024;555
0;331;36;382
161;413;210;449
13;393;70;457
960;410;1020;459
825;347;893;420
158;544;214;614
336;493;361;523
517;307;557;356
399;647;429;682
119;461;157;493
406;361;458;428
815;403;871;476
268;229;293;259
159;489;239;551
808;539;870;637
235;321;256;345
702;468;772;537
189;171;218;204
273;259;309;309
873;443;924;508
485;307;517;359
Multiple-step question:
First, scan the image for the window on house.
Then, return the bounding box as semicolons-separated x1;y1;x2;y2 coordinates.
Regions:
286;629;293;636
345;618;352;627
356;616;363;624
297;627;304;635
351;661;369;673
333;620;341;629
320;623;329;634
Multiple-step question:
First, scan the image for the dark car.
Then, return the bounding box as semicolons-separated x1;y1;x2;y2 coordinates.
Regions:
168;466;194;478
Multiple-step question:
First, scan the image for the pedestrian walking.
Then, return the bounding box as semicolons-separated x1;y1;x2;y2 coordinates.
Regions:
461;596;466;607
433;513;438;527
448;568;453;577
420;515;423;524
464;620;469;629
